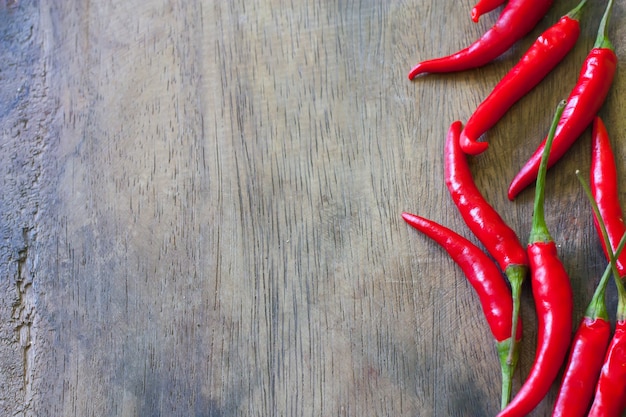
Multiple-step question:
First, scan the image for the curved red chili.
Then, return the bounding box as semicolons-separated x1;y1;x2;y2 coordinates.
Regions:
507;0;617;200
551;264;613;417
401;212;522;409
591;116;626;279
445;120;527;365
497;101;573;417
587;320;626;417
553;177;626;417
408;0;553;79
471;0;506;23
588;229;626;417
460;0;586;155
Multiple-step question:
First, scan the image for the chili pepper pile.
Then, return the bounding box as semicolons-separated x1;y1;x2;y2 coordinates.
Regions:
402;0;625;415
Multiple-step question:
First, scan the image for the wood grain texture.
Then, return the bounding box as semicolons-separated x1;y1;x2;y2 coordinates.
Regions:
1;0;625;416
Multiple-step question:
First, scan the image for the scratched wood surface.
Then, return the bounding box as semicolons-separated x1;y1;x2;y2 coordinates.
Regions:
1;0;626;416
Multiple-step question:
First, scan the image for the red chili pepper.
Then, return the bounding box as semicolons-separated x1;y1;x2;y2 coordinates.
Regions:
587;320;626;417
497;101;573;417
445;120;527;365
507;0;617;200
408;0;553;79
573;172;626;417
591;116;626;279
459;0;586;156
551;263;614;417
471;0;506;23
586;199;626;416
401;212;522;409
588;275;626;417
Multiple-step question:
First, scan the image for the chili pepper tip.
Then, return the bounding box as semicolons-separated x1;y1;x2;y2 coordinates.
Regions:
459;131;489;155
471;8;480;23
408;65;423;80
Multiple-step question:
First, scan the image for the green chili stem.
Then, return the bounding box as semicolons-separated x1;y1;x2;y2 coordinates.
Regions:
586;263;613;321
497;338;518;410
567;0;588;21
504;265;525;365
594;0;614;49
614;266;626;321
529;100;567;244
576;170;614;263
584;232;626;320
604;273;626;319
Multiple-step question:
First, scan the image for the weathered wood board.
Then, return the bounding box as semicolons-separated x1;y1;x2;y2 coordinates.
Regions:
2;0;626;415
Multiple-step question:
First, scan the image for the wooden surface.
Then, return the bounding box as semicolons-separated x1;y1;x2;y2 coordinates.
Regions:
1;0;626;415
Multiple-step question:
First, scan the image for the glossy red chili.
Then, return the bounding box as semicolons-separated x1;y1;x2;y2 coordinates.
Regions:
554;174;626;417
588;228;626;417
497;101;573;417
587;320;626;416
408;0;553;79
508;0;617;200
445;120;527;364
471;0;505;23
460;0;586;155
591;116;626;279
551;264;613;417
401;212;522;409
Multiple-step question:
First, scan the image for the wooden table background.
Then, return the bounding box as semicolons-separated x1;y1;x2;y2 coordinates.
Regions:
1;1;625;416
